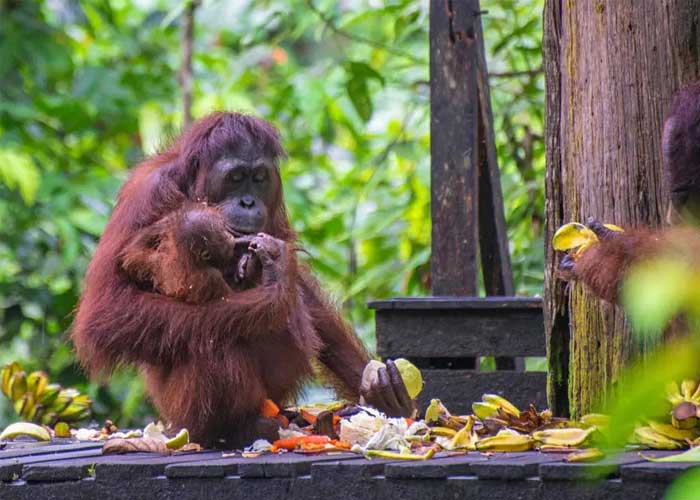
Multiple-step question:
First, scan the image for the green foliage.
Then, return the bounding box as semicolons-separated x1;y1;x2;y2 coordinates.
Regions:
0;0;545;426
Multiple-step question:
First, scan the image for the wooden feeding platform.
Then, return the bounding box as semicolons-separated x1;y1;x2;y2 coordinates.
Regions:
0;440;690;499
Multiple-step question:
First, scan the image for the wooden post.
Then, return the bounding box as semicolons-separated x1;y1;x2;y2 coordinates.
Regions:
430;0;480;296
474;5;514;297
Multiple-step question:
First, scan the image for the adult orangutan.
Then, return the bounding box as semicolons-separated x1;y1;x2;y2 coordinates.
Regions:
558;81;700;304
72;112;413;448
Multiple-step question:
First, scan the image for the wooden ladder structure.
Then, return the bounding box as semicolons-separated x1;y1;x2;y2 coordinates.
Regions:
370;0;546;414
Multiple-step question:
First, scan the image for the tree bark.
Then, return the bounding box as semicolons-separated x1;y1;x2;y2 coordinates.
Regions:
543;0;700;417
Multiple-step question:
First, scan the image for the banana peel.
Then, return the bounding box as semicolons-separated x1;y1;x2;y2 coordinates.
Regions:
424;399;450;424
365;448;436;461
633;426;685;450
579;414;610;428
166;429;190;450
648;420;699;441
565;448;605;463
476;433;533;452
482;394;520;418
472;402;500;420
0;422;51;442
533;427;596;447
552;221;623;258
447;416;477;451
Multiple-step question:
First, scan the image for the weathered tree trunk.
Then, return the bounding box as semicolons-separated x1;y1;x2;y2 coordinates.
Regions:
543;0;700;417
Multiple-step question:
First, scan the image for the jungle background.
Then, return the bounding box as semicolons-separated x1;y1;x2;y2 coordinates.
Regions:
0;0;544;426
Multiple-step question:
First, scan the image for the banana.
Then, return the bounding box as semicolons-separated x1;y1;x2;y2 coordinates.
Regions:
565;448;605;463
476;433;533;452
666;381;685;406
9;371;27;401
681;380;698;400
633;426;684;450
50;389;77;414
580;413;610;428
532;427;596;447
472;402;500;420
365;448;436;461
32;404;45;422
447;416;477;451
26;371;48;397
38;384;61;407
165;429;190;450
648;420;699;441
429;426;457;438
1;362;20;398
16;393;36;420
57;393;92;420
482;394;520;418
54;422;71;438
424;399;450;424
692;382;700;403
41;412;58;426
0;422;51;442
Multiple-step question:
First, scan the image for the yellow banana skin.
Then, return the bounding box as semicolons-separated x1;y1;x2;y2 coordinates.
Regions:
482;394;520;418
532;427;596;447
0;422;51;442
472;402;500;420
580;413;610;428
648;420;699;441
429;427;457;438
633;427;684;450
681;379;698;400
476;434;533;452
565;448;605;463
447;416;477;451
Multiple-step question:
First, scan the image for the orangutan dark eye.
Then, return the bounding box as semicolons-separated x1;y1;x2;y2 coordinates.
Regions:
228;171;244;183
252;171;267;183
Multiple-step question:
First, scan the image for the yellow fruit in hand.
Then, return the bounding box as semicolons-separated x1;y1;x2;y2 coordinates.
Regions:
394;358;423;399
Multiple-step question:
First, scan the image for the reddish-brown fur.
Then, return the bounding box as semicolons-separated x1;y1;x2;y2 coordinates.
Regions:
71;113;369;447
567;229;664;303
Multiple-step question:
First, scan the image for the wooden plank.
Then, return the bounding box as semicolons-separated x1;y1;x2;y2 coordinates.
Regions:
165;457;245;478
474;1;514;297
375;309;545;359
417;370;546;415
469;452;562;480
621;453;700;483
311;457;397;480
238;452;356;478
94;451;222;482
21;451;219;482
539;452;646;481
0;441;102;460
447;476;541;500
0;448;103;481
384;453;488;479
429;0;480;295
369;297;542;310
311;457;401;500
